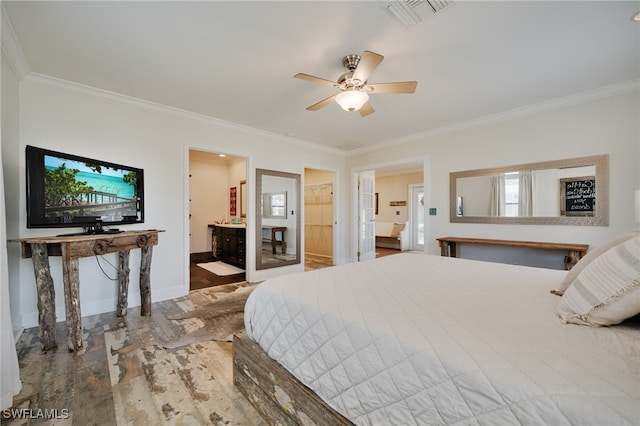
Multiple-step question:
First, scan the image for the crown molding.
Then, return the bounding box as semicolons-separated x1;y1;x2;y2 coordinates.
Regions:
1;4;29;80
1;0;343;157
347;79;640;156
23;72;346;156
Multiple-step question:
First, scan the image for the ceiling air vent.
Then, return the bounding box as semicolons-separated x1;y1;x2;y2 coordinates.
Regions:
383;0;453;29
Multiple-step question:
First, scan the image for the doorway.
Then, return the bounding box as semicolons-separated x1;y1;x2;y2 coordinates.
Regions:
409;184;425;251
188;149;247;290
304;168;335;270
353;160;426;261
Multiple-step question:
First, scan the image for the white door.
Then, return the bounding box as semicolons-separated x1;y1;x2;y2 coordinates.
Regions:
409;184;425;251
358;170;376;261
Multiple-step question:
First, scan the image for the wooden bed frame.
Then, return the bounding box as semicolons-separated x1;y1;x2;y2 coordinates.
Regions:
233;333;354;425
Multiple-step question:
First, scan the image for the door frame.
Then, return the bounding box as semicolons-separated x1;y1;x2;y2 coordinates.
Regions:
185;145;253;291
350;156;428;261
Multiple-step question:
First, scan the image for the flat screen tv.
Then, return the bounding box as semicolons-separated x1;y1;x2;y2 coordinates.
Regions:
26;145;144;233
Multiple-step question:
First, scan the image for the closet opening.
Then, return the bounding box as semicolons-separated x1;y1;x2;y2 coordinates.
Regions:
304;168;335;271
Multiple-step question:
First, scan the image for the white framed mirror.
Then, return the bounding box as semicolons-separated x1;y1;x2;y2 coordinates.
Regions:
256;169;301;270
450;154;609;225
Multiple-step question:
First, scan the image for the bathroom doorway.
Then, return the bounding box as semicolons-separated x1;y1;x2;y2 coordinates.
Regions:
189;149;247;290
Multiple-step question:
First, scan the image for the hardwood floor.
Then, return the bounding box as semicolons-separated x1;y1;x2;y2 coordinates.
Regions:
304;247;401;271
6;250;403;425
190;260;246;291
375;247;402;258
7;284;265;426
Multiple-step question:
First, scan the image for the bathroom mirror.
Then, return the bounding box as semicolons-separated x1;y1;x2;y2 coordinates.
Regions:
256;169;301;270
450;154;609;225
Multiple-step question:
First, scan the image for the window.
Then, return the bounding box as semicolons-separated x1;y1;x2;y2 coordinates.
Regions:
504;172;519;217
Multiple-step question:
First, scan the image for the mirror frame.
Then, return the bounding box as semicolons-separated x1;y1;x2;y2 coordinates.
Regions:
449;154;609;225
256;168;301;270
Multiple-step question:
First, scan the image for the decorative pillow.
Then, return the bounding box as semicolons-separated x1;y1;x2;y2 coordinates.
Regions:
390;223;405;238
557;234;640;326
552;228;640;296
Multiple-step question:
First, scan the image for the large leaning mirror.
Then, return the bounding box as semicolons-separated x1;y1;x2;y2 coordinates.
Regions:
450;154;609;225
256;168;301;270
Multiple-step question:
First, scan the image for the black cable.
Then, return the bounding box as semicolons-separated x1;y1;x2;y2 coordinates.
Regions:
95;255;119;281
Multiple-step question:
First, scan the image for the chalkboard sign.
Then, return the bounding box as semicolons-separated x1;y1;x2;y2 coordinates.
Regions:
560;176;595;216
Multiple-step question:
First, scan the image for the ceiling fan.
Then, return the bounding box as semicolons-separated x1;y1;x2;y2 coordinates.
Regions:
294;51;418;117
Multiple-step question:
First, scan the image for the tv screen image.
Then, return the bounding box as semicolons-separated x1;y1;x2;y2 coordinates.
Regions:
26;145;144;231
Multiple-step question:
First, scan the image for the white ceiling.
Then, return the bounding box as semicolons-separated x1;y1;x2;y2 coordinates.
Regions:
3;1;639;151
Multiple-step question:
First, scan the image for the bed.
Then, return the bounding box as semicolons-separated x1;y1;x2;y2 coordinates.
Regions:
236;244;640;425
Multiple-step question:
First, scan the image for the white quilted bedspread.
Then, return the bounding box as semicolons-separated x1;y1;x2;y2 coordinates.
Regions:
244;253;640;425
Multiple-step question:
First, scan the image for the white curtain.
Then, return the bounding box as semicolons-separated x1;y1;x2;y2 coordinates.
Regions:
1;149;21;409
518;171;533;217
489;175;504;216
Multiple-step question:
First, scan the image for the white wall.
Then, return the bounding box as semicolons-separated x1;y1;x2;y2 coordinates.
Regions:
347;90;640;261
376;171;423;223
227;158;247;220
2;50;23;337
4;78;348;331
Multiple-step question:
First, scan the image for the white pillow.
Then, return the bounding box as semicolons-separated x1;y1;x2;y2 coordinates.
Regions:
552;228;640;295
390;223;405;238
557;234;640;326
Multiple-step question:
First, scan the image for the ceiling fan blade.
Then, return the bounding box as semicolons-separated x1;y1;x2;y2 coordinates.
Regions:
294;73;337;88
359;102;375;117
367;81;417;94
306;94;337;111
352;51;384;84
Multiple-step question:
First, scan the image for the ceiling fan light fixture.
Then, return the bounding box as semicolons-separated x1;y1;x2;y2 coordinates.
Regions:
335;90;369;112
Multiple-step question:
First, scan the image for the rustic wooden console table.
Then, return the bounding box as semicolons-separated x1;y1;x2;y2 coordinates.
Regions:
436;237;588;271
10;230;164;352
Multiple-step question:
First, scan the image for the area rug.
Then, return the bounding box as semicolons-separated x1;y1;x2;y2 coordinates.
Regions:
163;282;256;349
197;261;245;276
101;281;267;424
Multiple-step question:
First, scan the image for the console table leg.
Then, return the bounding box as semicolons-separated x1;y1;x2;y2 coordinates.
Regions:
438;241;457;257
61;244;82;351
139;246;153;316
117;250;131;316
564;250;582;271
30;243;58;351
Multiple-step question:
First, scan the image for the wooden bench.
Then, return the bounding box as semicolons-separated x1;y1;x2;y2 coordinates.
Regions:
436;237;588;270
